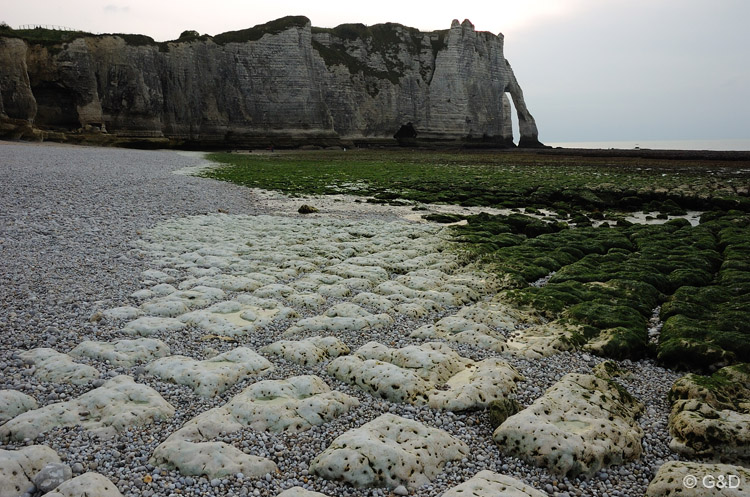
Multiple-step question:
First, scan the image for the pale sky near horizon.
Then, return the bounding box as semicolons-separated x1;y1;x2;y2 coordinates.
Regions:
3;0;749;143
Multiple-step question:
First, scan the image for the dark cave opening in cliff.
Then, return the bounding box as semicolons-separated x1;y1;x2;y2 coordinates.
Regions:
31;83;80;130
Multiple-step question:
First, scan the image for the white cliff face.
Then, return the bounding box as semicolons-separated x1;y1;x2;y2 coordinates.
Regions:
0;16;542;146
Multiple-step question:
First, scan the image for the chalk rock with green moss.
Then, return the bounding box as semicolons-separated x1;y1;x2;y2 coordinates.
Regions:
16;348;100;385
144;347;273;397
667;363;750;463
646;460;750;497
328;341;522;410
0;376;174;442
0;389;38;424
70;338;170;367
261;336;350;366
441;470;548;497
493;372;644;477
310;413;469;489
0;445;60;497
151;375;356;478
44;472;123;497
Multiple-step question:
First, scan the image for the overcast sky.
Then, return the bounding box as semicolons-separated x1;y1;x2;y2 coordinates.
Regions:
4;0;749;143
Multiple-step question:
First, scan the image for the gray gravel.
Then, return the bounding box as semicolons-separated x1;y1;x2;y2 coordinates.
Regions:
0;141;684;497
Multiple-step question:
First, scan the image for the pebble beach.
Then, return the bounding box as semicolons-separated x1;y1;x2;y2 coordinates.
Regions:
0;142;692;497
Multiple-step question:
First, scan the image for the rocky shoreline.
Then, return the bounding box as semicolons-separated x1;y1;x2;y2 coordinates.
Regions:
0;142;746;497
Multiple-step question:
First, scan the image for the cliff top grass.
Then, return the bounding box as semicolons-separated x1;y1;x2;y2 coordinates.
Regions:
206;149;750;371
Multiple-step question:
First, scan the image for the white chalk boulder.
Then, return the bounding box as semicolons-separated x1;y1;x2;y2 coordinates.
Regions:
646;461;749;497
44;472;123;497
0;445;60;497
493;373;644;477
16;348;100;385
261;336;350;366
277;487;330;497
442;470;548;497
667;365;750;463
0;390;38;424
0;376;174;442
151;376;356;478
330;342;522;411
70;338;170;367
122;316;185;336
310;413;469;489
284;304;392;337
410;317;507;353
145;347;273;397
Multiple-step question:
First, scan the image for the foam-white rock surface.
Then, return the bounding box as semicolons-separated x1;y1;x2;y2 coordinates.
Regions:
144;347;273;397
646;461;750;497
442;470;548;497
0;389;38;424
0;375;174;441
151;376;357;478
69;338;170;366
310;413;469;489
16;348;100;385
44;472;124;497
493;373;644;477
0;445;61;497
261;336;350;366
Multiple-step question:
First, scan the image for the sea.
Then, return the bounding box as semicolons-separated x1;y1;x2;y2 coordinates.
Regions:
544;138;750;151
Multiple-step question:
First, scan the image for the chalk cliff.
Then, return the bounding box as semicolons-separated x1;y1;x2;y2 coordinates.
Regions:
0;16;543;147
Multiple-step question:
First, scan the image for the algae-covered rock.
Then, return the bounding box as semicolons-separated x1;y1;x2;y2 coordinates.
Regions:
310;413;469;489
488;398;521;430
442;470;547;497
493;373;644;477
145;347;273;397
646;460;749;497
667;363;750;463
0;376;174;441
